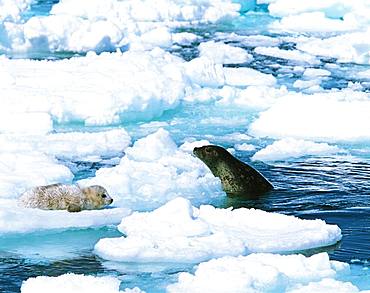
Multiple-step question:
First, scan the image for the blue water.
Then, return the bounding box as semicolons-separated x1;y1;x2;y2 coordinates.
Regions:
1;2;370;292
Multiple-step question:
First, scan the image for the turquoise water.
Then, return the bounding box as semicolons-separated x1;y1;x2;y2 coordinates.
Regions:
1;1;370;292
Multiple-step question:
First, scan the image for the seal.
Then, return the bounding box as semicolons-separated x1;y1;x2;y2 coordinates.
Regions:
18;183;113;212
193;145;273;197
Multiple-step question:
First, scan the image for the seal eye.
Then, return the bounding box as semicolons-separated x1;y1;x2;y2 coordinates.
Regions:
101;194;107;198
205;147;212;153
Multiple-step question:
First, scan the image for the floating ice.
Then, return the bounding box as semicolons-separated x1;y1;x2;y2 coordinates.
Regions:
198;41;252;64
94;197;341;263
254;47;319;64
297;30;370;65
79;129;223;210
1;0;243;54
0;0;33;22
0;129;130;161
252;138;343;162
249;90;370;142
0;201;130;234
234;143;256;152
21;273;144;293
224;67;276;87
167;253;362;293
271;12;359;33
289;278;366;293
0;49;185;126
0;152;73;199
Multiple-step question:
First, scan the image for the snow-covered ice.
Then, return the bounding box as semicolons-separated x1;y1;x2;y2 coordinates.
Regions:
80;129;223;210
94;197;341;263
21;273;144;293
252;138;343;162
167;253;366;293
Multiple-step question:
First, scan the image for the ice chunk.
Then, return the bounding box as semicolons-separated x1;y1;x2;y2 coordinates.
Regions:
289;278;365;293
270;12;359;33
0;152;73;199
199;41;253;64
297;30;370;64
0;113;53;135
234;143;256;152
184;57;225;88
249;90;370;142
252;138;343;161
79;129;223;210
0;202;131;234
0;129;131;161
94;197;341;263
21;273;144;293
2;0;241;54
254;47;319;64
224;67;276;87
0;49;185;126
167;253;357;293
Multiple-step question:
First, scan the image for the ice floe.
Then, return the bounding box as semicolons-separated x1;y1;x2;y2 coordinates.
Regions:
198;41;252;64
254;46;319;64
1;0;245;54
249;90;370;142
167;253;365;293
21;273;144;293
0;48;185;126
79;129;223;210
94;197;341;263
252;138;343;162
0;201;130;234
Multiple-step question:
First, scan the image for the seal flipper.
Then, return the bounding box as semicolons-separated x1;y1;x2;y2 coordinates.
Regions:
67;204;82;213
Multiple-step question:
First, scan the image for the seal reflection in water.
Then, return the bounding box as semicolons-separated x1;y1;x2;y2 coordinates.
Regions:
18;184;113;212
193;145;273;198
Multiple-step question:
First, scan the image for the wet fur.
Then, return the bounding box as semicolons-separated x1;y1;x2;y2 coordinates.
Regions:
193;145;273;198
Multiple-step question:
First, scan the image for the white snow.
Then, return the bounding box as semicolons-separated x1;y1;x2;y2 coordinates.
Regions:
198;41;253;64
79;129;223;210
224;67;276;87
252;138;343;161
1;0;244;54
167;253;362;293
94;197;341;263
0;201;130;234
21;273;144;293
0;49;185;126
254;47;319;64
249;90;370;142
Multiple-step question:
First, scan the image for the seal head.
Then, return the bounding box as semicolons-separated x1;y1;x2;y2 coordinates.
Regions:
193;145;273;198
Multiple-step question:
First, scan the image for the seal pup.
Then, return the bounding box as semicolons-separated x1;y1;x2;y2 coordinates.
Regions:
193;145;273;197
18;183;113;212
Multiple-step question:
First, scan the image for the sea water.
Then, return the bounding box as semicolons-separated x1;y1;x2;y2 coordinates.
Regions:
0;0;370;292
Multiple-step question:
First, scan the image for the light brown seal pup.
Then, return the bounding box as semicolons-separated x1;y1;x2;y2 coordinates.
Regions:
193;145;273;198
18;183;113;212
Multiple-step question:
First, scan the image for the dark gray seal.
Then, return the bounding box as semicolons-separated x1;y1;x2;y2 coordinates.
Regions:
193;145;273;198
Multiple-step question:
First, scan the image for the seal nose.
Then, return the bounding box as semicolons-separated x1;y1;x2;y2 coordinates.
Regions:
110;198;113;204
193;147;199;155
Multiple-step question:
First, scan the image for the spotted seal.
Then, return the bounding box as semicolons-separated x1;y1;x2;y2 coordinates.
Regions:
193;145;273;197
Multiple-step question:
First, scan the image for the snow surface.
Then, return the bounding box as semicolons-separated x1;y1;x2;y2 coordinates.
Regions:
21;273;144;293
94;197;341;263
249;90;370;142
252;138;343;162
198;41;252;64
0;49;185;126
80;129;223;210
0;0;248;54
167;253;366;293
0;201;130;234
